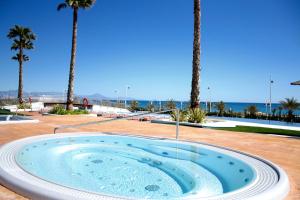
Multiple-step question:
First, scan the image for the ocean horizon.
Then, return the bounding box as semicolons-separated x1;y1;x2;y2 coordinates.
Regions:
121;100;300;115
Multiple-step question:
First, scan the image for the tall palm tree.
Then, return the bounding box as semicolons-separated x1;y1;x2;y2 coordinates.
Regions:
280;97;300;122
57;0;96;110
190;0;201;109
7;25;36;104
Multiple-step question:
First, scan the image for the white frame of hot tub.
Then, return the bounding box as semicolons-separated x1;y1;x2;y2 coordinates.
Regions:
0;133;290;200
0;115;39;125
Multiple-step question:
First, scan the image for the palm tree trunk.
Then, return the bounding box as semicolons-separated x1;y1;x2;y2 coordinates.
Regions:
66;7;78;110
18;48;23;104
190;0;201;109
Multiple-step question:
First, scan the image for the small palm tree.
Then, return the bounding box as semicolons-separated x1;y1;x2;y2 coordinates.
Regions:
278;106;283;119
146;102;155;112
171;110;188;122
247;105;258;118
280;98;300;122
129;100;139;112
188;108;206;123
215;101;225;116
7;25;36;104
190;0;201;109
271;108;277;117
165;99;176;110
57;0;96;110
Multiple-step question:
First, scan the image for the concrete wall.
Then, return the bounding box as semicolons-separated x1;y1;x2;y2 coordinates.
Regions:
92;105;131;114
3;102;44;112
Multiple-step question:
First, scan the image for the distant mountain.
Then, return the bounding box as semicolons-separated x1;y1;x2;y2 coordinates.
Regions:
0;90;119;101
79;93;110;100
0;90;64;98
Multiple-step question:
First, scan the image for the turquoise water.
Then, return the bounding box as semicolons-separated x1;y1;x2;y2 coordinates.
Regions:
16;136;255;199
0;115;32;121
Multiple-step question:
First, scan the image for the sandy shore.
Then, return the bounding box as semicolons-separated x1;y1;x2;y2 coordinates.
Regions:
0;113;299;200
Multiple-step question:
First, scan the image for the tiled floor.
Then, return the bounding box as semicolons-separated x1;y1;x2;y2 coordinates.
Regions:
0;114;299;200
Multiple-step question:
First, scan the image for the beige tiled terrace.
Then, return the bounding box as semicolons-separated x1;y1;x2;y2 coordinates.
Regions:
0;114;299;200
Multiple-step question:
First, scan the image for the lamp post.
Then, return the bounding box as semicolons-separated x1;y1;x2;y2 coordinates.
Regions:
125;85;130;108
114;90;119;105
207;87;211;112
159;100;162;111
269;77;274;116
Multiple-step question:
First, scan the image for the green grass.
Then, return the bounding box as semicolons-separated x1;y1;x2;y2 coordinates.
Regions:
49;105;89;115
50;109;89;115
215;126;300;137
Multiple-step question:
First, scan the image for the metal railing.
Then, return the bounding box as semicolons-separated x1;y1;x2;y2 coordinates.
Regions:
54;109;180;139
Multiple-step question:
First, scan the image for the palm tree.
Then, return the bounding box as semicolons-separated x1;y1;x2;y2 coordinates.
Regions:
278;106;283;119
165;99;176;110
57;0;96;110
7;25;36;104
215;101;225;116
280;98;300;122
146;102;155;112
247;105;258;118
190;0;201;109
129;100;139;112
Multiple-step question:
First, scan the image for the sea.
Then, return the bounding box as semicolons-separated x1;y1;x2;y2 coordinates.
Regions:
125;100;300;115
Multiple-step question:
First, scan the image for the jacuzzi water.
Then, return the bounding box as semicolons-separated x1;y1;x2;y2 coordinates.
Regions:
0;115;32;121
16;135;255;199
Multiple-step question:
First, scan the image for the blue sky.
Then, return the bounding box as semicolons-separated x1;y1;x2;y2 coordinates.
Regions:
0;0;299;102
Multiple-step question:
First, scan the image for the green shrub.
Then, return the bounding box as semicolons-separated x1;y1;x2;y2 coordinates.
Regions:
187;108;206;123
171;110;188;122
17;103;31;109
49;105;89;115
68;109;89;115
49;105;67;115
49;104;88;115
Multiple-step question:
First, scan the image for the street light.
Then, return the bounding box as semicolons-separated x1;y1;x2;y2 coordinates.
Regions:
125;85;130;108
114;89;119;104
269;77;274;116
159;100;162;111
207;87;211;112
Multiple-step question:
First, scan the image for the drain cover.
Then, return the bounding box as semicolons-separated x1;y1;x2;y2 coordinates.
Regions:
145;185;160;191
91;159;103;164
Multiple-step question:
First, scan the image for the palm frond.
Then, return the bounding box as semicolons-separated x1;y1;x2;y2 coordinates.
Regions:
57;3;67;11
7;25;36;51
12;55;18;60
10;42;19;50
79;0;96;9
7;25;20;38
11;54;29;62
24;41;34;49
23;54;29;61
